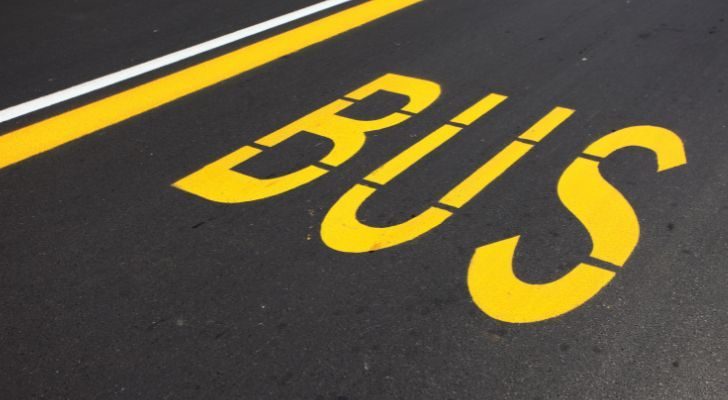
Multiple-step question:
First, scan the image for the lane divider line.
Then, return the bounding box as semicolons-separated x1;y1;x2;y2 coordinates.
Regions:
0;0;356;125
0;0;422;170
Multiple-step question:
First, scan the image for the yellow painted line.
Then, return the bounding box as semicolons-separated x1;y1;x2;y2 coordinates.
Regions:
439;107;575;209
365;125;463;185
0;0;422;170
450;93;507;126
364;93;508;185
439;141;533;208
518;107;574;142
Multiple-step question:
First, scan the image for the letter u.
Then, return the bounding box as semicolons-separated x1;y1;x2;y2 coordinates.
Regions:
321;95;575;253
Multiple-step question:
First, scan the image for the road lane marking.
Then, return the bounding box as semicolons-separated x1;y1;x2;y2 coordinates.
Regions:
438;107;575;208
319;95;575;254
0;0;356;125
365;94;508;186
0;0;422;170
168;72;689;322
468;126;687;323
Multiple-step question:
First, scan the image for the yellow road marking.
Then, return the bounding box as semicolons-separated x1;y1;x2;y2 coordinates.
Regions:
439;107;574;208
364;94;507;185
172;73;440;203
450;93;507;126
518;107;574;142
0;0;422;170
468;126;687;323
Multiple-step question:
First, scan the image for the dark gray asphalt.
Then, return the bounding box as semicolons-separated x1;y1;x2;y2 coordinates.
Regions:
2;0;728;399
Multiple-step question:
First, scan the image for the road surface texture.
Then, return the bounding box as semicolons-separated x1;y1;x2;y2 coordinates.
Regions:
1;0;727;399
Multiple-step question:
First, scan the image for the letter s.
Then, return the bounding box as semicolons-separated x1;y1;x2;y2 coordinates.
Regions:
468;126;687;323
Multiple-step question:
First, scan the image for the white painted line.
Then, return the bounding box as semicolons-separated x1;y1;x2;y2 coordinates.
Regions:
0;0;355;124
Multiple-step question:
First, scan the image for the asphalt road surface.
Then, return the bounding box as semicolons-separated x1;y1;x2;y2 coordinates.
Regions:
2;0;728;399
